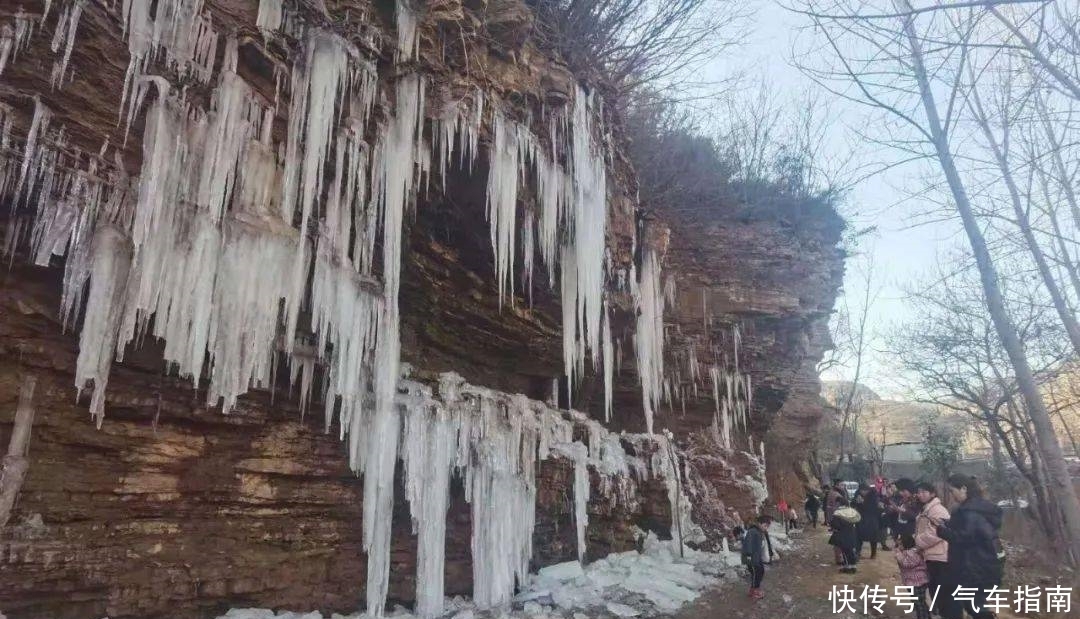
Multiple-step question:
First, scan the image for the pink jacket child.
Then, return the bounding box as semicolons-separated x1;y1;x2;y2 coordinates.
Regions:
895;546;930;587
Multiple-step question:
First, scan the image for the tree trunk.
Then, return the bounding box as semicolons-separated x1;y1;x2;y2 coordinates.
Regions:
898;0;1080;565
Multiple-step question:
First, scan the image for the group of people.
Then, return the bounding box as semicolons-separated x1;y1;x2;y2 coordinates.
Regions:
818;474;1005;619
738;473;1005;615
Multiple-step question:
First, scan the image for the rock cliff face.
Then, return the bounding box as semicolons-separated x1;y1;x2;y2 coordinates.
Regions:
0;1;843;617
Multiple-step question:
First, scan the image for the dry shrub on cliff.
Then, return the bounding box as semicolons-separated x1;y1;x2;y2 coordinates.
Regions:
625;86;847;220
528;0;747;93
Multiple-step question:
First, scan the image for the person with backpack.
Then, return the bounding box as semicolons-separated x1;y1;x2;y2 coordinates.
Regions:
936;475;1004;619
829;497;860;573
894;533;932;619
805;491;821;528
741;515;774;600
915;481;953;618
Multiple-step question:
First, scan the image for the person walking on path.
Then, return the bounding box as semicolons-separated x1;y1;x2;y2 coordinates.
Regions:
786;505;800;531
879;483;894;550
855;485;883;559
936;475;1004;619
895;533;932;619
777;498;790;533
829;497;860;573
741;515;774;600
805;491;821;529
915;481;953;619
826;483;846;564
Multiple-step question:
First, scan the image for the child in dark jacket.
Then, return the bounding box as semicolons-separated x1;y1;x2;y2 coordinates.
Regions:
741;515;774;600
895;534;931;619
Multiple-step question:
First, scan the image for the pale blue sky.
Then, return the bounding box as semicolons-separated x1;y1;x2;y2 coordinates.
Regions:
704;0;965;397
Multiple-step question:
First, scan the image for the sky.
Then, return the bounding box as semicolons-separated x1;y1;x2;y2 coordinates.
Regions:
703;0;965;398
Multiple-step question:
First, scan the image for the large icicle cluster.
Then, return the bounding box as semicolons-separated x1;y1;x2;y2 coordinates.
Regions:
477;89;612;405
0;2;698;615
383;371;689;615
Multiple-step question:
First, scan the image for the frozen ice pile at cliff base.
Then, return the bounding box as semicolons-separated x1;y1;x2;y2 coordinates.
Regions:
213;533;744;619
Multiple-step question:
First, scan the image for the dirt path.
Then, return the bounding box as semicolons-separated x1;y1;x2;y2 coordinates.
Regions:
672;528;1032;619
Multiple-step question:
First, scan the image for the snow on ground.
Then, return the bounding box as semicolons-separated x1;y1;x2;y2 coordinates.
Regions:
215;532;753;619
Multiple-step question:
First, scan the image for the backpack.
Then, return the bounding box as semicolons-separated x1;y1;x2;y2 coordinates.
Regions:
740;528;760;565
835;506;861;524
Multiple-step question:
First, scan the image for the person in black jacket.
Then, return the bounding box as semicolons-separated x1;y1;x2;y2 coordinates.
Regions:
741;515;774;600
855;485;883;559
805;491;822;528
935;475;1004;619
888;478;919;537
829;497;859;573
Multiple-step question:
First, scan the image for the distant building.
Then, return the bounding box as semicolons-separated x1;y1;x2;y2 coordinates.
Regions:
883;441;924;463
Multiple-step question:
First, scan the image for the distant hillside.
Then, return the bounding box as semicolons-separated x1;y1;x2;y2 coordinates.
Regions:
821;380;960;444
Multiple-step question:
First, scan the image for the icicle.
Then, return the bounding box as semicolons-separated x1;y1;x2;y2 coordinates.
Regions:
75;226;132;427
395;0;419;61
571;441;590;562
485;109;524;306
198;38;262;222
281;29;355;241
402;401;458;618
663;276;676;307
49;0;85;89
560;85;609;389
0;11;35;78
534;142;568;285
15;98;52;206
633;248;664;434
602;305;613;423
364;72;426;618
119;0;219;118
256;0;283;35
468;394;539;608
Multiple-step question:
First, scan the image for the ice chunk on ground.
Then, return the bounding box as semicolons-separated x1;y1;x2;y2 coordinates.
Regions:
605;603;640;617
538;560;585;582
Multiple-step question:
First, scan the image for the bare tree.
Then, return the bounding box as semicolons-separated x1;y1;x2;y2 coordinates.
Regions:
793;0;1080;563
826;250;880;462
966;71;1080;354
890;257;1074;540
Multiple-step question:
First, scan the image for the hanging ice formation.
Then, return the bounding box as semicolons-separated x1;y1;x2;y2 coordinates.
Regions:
49;0;84;89
633;248;665;434
364;72;427;618
561;87;610;395
395;0;420;61
392;372;683;613
119;0;219;114
485;109;528;305
256;0;284;35
0;10;35;78
0;4;694;615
